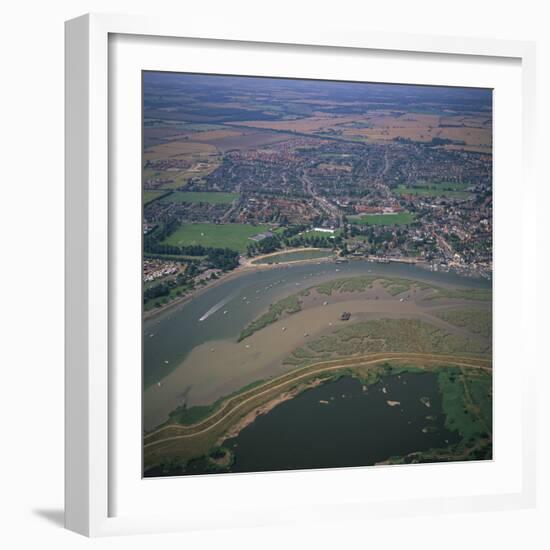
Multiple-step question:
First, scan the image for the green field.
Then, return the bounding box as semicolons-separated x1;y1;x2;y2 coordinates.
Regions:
349;212;416;226
160;191;238;205
162;223;271;252
395;182;470;198
144;190;171;205
142;169;193;190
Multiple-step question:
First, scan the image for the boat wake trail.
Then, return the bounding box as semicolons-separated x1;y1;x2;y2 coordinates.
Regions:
198;292;237;322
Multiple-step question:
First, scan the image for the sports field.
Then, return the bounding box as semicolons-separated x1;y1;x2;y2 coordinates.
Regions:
160;191;238;205
162;223;271;252
349;212;416;225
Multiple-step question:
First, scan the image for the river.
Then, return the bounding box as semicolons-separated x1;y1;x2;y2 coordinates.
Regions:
143;260;492;431
144;259;490;389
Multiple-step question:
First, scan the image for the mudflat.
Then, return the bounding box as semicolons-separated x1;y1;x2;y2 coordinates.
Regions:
143;279;490;431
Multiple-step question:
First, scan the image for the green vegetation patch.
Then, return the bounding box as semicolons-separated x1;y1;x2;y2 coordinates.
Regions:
349;212;416;226
438;368;492;441
167;379;266;426
424;287;492;302
312;276;430;296
160;191;238;205
143;169;205;190
143;280;195;312
251;249;334;265
162;223;271;252
314;275;377;295
434;308;492;338
144;190;173;205
395;182;470;198
144;252;206;262
238;294;302;341
285;318;491;368
378;277;432;295
377;366;492;466
349;361;442;388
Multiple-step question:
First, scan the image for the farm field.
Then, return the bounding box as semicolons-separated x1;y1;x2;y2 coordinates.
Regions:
162;223;272;252
231;114;366;133
339;112;492;153
349;212;416;225
195;129;293;152
143;140;221;189
143;140;218;162
160;191;238;205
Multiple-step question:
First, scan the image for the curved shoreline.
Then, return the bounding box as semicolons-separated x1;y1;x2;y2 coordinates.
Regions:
143;248;337;322
142;251;479;323
144;352;491;447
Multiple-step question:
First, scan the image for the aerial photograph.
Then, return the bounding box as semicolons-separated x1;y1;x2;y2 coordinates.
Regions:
142;72;493;477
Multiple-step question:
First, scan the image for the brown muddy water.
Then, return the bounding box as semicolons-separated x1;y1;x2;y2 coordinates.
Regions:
143;260;490;431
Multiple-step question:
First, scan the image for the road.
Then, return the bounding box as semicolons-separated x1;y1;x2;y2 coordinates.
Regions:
301;172;343;227
434;231;455;260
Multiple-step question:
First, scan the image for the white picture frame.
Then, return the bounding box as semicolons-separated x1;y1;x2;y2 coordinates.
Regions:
65;12;537;537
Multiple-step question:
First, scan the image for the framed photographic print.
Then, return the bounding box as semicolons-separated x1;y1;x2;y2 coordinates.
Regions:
65;13;537;536
141;71;495;476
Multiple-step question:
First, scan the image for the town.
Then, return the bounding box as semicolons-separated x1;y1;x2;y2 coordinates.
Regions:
142;74;492;311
